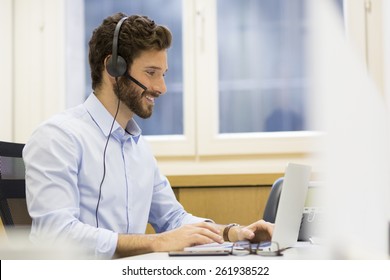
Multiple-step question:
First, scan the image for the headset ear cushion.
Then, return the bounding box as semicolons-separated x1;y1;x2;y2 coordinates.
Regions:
106;55;127;77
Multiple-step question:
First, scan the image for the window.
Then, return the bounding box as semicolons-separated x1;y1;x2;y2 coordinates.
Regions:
12;0;389;179
80;0;345;159
217;0;307;133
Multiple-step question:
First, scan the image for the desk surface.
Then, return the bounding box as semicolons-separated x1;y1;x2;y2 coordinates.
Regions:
122;242;330;260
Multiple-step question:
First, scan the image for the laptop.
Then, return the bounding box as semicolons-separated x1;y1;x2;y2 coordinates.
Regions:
266;162;312;251
175;162;311;255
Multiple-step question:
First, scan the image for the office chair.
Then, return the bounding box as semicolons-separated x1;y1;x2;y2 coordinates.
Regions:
263;177;323;241
262;177;284;224
0;141;31;229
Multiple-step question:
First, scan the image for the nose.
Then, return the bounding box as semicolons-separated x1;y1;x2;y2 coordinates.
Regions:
151;77;167;95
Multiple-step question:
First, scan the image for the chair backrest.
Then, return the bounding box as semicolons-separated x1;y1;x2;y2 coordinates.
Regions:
263;177;324;241
0;141;31;228
262;177;284;223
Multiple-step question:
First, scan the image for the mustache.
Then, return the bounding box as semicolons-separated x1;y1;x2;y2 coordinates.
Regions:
142;89;160;99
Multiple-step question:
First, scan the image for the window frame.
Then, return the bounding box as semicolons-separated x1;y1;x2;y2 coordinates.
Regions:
189;0;319;157
145;0;197;157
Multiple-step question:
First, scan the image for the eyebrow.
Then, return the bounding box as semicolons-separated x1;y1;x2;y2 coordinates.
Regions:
144;66;168;73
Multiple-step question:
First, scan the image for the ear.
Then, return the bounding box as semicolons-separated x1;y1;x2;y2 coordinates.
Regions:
104;55;112;74
103;56;117;83
104;55;111;66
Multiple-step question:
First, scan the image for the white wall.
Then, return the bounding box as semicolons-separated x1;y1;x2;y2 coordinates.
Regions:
0;0;14;141
6;0;85;143
13;0;67;143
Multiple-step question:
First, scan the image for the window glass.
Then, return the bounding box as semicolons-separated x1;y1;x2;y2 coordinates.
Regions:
217;0;308;133
84;0;183;135
217;0;343;134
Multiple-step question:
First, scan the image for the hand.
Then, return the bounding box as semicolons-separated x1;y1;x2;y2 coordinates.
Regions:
153;222;224;252
235;220;274;243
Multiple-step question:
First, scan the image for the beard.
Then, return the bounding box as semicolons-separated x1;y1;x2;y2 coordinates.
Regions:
114;77;159;119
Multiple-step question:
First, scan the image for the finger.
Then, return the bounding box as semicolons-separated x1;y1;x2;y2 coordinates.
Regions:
195;222;221;235
247;220;273;234
195;227;224;244
238;228;255;240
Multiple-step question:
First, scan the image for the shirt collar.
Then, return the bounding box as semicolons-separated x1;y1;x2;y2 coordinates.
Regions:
125;119;142;143
84;93;142;143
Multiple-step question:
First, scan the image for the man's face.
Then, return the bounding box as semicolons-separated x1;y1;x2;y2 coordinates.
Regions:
114;50;168;119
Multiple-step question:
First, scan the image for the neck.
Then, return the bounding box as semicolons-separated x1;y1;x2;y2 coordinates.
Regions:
94;89;134;129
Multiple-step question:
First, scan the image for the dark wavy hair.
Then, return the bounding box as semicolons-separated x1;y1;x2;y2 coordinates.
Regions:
88;12;172;90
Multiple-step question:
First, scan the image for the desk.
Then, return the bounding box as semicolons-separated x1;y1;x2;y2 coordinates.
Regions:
122;242;330;260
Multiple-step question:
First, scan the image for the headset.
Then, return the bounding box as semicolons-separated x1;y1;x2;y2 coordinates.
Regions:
106;16;129;77
96;16;148;228
106;16;147;90
96;16;128;228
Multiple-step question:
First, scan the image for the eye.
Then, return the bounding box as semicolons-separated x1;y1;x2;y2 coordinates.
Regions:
146;70;155;76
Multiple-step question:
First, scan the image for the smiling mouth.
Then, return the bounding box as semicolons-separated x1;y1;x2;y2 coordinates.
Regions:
144;95;155;104
143;90;160;105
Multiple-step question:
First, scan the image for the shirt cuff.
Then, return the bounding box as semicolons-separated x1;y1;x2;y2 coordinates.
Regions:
95;229;118;259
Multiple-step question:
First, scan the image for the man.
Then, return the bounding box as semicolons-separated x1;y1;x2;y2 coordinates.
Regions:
23;13;273;259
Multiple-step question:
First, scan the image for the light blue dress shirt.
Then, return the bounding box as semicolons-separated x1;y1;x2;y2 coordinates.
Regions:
23;93;206;259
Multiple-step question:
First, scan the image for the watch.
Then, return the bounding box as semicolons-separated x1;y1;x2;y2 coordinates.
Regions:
223;223;239;242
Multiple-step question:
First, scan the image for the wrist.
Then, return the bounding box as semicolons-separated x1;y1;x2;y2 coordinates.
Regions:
115;233;157;258
229;225;244;242
150;233;165;252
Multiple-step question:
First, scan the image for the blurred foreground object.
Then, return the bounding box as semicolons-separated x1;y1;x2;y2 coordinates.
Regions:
0;227;90;259
309;0;390;259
